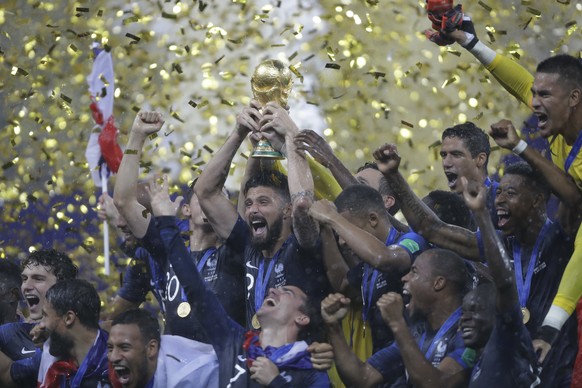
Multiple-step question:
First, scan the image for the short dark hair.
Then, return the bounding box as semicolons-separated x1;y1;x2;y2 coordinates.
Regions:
335;184;387;220
425;248;471;296
423;190;473;230
112;308;161;344
22;249;78;281
442;122;491;170
46;279;100;330
243;170;290;203
503;162;551;200
536;54;582;90
356;162;400;215
0;260;22;294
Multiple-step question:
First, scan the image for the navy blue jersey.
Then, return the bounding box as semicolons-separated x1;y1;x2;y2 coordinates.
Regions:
367;311;468;386
347;230;428;352
118;251;152;304
0;322;36;361
157;216;330;388
476;221;577;387
124;220;245;342
0;322;38;388
469;305;539;387
226;216;331;331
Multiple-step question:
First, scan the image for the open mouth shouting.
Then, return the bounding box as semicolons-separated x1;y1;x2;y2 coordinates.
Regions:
25;294;41;312
445;172;458;189
402;289;412;310
113;364;132;386
496;208;511;229
250;216;268;238
534;111;550;136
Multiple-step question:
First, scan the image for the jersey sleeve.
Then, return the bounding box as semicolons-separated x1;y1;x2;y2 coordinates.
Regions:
10;348;41;386
117;255;151;304
156;215;244;353
396;232;429;257
366;342;405;384
486;54;534;108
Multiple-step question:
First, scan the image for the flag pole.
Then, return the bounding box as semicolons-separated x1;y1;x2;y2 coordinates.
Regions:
101;167;110;276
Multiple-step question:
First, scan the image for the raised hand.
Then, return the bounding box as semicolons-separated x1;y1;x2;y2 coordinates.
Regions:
372;143;401;174
295;130;336;168
131;111;164;137
489;119;521;150
376;292;405;328
249;357;279;385
235;99;262;137
97;193;119;224
145;175;183;217
459;176;487;211
321;293;351;325
259;103;299;139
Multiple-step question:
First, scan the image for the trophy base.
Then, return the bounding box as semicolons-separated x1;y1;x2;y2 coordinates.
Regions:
251;150;285;159
251;139;285;160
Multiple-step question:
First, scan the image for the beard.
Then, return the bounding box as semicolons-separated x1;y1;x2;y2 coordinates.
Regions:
48;330;74;359
252;216;284;252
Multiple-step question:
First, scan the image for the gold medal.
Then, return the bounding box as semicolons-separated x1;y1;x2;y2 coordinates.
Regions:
177;302;191;318
521;307;530;324
252;313;261;329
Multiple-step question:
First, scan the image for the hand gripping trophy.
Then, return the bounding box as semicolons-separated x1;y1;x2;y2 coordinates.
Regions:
250;59;293;159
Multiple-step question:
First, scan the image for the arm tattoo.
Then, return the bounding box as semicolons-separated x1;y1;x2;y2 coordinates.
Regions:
291;190;315;203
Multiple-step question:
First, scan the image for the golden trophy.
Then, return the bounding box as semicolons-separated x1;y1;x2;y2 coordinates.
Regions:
250;59;293;159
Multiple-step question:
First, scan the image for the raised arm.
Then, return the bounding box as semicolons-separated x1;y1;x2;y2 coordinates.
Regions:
321;294;384;388
113;111;164;238
318;224;353;294
460;177;516;312
377;293;468;388
490;119;582;210
147;175;240;347
425;8;534;108
195;101;261;239
261;103;319;248
294;130;359;189
310;199;410;274
373;144;480;260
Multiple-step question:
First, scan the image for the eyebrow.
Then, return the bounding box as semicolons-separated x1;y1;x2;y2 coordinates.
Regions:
282;287;296;296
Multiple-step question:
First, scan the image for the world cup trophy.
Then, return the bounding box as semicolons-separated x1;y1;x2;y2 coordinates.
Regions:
250;59;293;159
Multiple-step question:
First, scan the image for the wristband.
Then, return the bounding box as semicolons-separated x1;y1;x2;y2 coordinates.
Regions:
512;140;528;155
535;325;560;346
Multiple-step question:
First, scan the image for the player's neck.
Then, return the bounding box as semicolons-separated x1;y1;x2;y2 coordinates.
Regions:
70;327;99;366
564;121;582;145
515;214;546;247
189;226;219;251
262;229;291;258
259;324;296;348
428;296;461;332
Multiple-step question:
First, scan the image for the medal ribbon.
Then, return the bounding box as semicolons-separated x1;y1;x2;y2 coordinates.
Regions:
361;227;399;323
254;237;292;312
513;219;551;308
564;130;582;174
196;247;217;272
418;307;462;359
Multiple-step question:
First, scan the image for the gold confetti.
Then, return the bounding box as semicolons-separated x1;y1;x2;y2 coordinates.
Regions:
325;63;341;70
477;1;492;12
124;149;138;155
125;33;140;43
